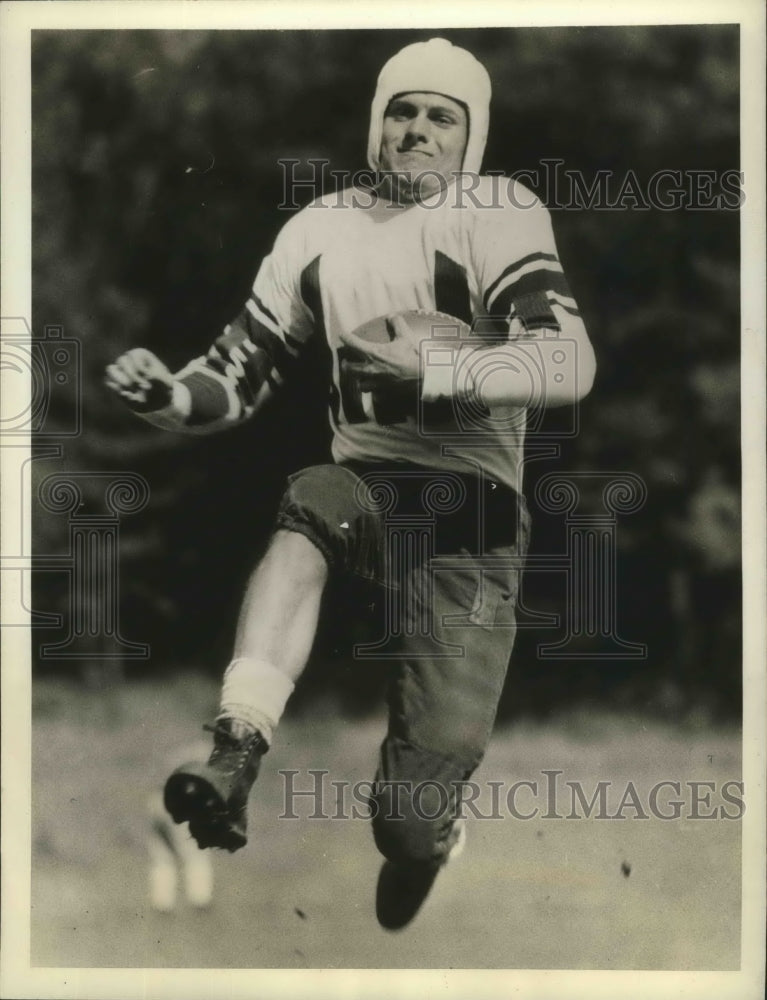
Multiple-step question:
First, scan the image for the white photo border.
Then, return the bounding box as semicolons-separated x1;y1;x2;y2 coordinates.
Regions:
2;2;764;998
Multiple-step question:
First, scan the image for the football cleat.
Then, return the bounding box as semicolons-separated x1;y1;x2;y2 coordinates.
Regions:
163;718;268;853
375;820;466;931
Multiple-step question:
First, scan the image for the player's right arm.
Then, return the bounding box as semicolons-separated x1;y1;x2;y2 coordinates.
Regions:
104;315;294;435
105;215;313;434
105;347;176;414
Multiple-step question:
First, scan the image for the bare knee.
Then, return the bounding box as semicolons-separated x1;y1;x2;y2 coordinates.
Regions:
264;529;329;587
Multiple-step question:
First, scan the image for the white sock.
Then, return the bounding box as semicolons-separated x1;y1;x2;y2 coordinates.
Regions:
218;658;295;746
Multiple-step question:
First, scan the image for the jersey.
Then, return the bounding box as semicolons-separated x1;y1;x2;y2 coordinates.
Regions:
144;176;585;495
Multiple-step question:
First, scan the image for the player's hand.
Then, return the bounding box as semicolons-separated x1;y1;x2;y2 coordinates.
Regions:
339;316;420;390
104;348;175;412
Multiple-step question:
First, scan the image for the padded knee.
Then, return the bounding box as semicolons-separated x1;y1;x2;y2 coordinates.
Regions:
370;735;472;865
371;779;456;865
275;464;382;576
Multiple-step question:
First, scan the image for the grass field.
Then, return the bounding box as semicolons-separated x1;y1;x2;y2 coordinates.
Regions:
30;673;741;970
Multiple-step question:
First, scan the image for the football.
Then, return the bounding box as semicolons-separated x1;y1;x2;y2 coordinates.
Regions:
348;309;472;347
338;310;472;426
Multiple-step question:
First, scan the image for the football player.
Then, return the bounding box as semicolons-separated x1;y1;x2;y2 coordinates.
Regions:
106;38;595;930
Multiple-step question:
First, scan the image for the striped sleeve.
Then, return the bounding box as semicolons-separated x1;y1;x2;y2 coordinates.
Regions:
473;183;581;341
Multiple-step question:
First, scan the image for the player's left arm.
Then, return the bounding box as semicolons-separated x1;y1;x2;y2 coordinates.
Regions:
424;187;596;409
424;310;595;410
339;191;595;410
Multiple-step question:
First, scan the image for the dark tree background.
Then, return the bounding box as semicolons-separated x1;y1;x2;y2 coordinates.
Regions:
31;26;741;719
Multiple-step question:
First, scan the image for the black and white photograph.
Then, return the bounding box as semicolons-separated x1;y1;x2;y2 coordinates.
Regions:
1;1;764;998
